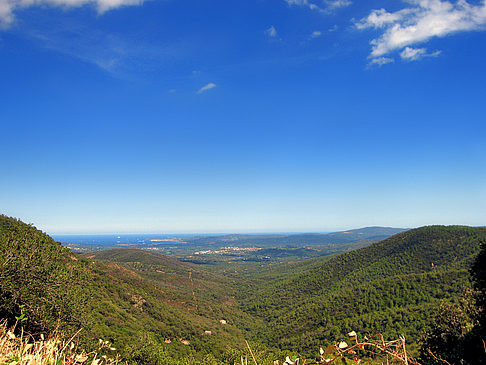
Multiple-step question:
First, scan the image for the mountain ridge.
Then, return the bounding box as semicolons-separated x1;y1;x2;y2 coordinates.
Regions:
239;225;486;354
183;226;407;248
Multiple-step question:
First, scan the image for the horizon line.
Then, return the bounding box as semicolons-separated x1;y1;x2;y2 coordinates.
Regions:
49;225;409;236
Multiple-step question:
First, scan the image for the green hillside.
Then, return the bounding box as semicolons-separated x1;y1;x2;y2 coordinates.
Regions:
239;226;486;355
2;214;484;363
0;215;259;364
84;248;257;326
0;215;89;333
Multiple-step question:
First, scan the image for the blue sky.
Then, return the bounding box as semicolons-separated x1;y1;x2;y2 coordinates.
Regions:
1;0;485;234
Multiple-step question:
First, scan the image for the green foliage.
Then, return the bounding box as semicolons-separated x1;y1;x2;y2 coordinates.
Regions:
0;215;89;333
238;226;486;356
418;239;486;365
471;240;486;332
418;300;476;364
0;215;254;363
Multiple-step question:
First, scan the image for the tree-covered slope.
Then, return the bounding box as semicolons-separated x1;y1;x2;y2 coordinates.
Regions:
3;214;484;363
0;215;89;333
84;248;256;326
0;215;256;363
240;226;486;355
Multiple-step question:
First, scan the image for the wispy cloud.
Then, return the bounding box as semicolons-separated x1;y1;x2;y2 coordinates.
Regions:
0;0;144;28
14;19;183;78
357;0;486;63
311;30;322;38
265;25;278;38
400;46;441;61
197;83;216;94
325;0;351;10
368;56;394;67
283;0;351;13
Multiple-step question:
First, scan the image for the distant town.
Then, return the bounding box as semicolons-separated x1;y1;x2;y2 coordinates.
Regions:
194;246;262;255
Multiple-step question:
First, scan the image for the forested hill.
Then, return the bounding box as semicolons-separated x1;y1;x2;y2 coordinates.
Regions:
0;215;255;363
84;248;247;317
185;226;406;247
2;214;485;363
85;247;186;267
240;225;486;355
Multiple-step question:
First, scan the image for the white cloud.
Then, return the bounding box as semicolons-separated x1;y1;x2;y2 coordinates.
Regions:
311;30;322;38
285;0;308;5
265;25;278;38
400;46;427;60
357;0;486;61
284;0;351;13
0;0;143;27
197;83;216;94
325;0;351;10
369;56;395;67
356;8;414;30
400;46;441;60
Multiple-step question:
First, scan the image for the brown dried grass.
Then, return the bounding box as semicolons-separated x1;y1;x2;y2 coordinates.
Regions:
0;321;121;365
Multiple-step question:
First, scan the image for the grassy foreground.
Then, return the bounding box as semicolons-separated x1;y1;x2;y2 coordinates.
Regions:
0;320;121;365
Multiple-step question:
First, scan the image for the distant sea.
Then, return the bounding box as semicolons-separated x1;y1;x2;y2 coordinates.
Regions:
52;232;330;246
52;234;200;246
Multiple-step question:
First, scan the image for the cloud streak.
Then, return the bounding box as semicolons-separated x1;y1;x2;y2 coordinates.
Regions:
357;0;486;63
0;0;144;27
197;83;216;94
400;46;441;61
284;0;351;13
14;18;183;78
265;25;278;38
369;56;394;67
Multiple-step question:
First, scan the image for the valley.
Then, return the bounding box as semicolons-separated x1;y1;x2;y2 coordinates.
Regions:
55;227;406;274
1;215;485;364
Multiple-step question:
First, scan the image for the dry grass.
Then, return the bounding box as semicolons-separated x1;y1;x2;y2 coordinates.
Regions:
0;321;121;365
